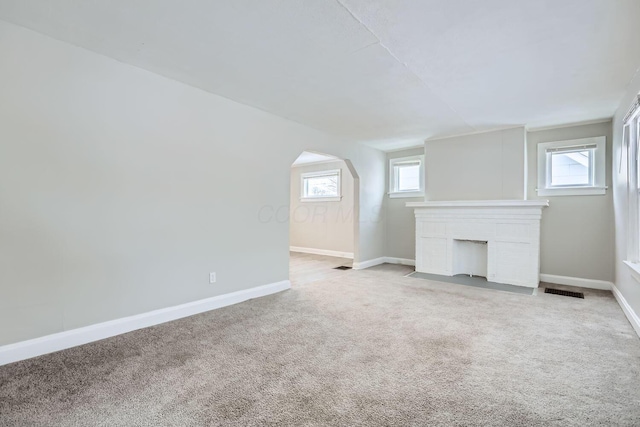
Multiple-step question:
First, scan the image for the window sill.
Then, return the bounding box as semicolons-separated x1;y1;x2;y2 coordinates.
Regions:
624;260;640;284
388;191;424;199
536;186;607;197
300;196;342;203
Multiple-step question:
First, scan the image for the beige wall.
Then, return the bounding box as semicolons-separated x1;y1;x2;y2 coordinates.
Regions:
355;148;386;264
394;124;616;284
385;147;424;260
0;21;387;346
290;161;355;256
613;70;640;321
527;122;614;282
424;127;526;201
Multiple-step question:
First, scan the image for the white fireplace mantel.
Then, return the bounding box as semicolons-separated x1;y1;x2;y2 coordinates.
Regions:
406;200;549;209
407;200;549;288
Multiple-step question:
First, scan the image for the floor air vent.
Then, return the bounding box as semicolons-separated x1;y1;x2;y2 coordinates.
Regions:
544;288;584;299
334;266;352;270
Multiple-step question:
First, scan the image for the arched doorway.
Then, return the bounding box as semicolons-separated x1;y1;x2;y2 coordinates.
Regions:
289;151;359;285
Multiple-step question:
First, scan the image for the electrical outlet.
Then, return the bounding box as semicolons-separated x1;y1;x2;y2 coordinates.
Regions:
209;272;216;284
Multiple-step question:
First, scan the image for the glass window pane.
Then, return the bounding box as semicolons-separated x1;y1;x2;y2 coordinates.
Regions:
636;120;640;190
397;164;420;191
550;150;591;186
304;174;338;197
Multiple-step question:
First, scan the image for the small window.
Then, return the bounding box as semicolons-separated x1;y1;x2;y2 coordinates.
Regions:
547;146;594;187
389;155;424;198
301;169;341;202
537;137;606;196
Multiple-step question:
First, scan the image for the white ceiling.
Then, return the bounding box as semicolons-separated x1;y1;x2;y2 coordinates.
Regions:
1;1;639;151
292;151;339;167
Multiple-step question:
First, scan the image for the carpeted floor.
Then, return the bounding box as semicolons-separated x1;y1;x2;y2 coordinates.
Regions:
1;254;640;426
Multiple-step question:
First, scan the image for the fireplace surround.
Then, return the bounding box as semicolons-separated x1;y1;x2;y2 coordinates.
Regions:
406;200;549;288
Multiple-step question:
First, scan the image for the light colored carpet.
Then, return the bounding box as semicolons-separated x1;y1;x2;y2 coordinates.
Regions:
1;254;639;426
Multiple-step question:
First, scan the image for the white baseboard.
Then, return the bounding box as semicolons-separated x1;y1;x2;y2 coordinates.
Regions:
353;257;386;270
290;246;354;259
384;257;416;267
611;283;640;338
353;256;416;270
539;274;612;290
0;280;291;367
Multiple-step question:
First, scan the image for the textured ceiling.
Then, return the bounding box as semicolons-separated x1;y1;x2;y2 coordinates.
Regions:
1;0;639;151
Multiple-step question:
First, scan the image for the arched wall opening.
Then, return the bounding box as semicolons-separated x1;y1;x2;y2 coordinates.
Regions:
289;150;360;278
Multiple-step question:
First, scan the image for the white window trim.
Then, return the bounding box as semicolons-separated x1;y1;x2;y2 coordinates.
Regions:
624;96;640;274
388;155;425;198
624;261;640;284
300;169;342;202
536;136;607;196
